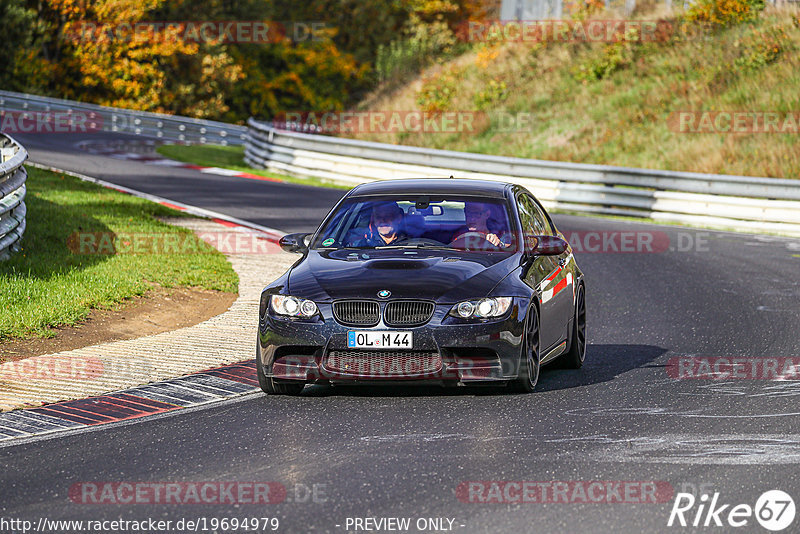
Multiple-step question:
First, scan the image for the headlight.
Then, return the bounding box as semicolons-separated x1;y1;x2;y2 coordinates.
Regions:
450;297;512;319
271;295;318;318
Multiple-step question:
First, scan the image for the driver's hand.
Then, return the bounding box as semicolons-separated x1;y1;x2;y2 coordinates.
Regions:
487;233;510;248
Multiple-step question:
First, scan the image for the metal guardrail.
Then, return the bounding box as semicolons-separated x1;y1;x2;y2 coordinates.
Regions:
0;134;28;260
246;118;800;236
2;87;797;241
0;90;247;145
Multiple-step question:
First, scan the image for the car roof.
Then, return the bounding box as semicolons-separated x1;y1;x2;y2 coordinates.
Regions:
348;178;511;199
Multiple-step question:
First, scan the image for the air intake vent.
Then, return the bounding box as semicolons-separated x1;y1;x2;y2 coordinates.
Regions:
326;350;442;376
384;301;435;327
333;300;380;326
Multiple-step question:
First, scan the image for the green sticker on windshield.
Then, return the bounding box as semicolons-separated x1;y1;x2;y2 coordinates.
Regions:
322;238;335;247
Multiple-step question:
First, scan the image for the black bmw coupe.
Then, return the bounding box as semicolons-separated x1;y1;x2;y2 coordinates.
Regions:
257;179;586;394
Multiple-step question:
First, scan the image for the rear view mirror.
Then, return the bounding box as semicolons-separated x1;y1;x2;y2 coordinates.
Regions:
279;233;310;253
528;235;568;256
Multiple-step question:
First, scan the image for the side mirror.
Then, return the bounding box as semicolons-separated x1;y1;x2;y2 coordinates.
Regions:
279;233;310;253
528;235;568;256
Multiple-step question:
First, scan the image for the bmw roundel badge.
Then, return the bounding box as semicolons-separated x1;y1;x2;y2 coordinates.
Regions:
377;290;391;298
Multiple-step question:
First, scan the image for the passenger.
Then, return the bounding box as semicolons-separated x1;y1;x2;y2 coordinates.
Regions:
451;202;509;247
353;202;406;247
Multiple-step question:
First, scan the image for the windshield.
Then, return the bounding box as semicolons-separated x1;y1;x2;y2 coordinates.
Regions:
311;196;517;252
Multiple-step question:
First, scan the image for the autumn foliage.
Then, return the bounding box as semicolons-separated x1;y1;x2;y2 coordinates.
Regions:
686;0;766;27
2;0;487;123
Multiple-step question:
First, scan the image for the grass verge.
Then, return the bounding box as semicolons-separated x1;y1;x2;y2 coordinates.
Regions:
0;167;238;340
156;144;353;190
354;9;800;179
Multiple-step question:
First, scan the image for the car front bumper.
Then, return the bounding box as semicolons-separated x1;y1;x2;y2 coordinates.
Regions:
258;301;526;384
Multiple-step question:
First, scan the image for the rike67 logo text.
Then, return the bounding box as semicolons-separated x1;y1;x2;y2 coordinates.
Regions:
668;490;795;531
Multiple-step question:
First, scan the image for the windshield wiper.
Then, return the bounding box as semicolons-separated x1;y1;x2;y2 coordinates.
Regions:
375;244;453;250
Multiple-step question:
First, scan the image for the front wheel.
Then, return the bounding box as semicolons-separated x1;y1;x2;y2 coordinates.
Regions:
256;339;305;395
512;304;540;393
561;283;586;369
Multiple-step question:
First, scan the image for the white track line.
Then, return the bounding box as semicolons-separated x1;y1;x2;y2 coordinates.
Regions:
26;161;286;240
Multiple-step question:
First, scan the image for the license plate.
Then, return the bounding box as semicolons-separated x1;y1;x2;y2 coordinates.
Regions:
347;331;413;349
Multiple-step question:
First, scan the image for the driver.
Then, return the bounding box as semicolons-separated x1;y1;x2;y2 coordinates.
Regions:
451;201;508;247
353;202;406;247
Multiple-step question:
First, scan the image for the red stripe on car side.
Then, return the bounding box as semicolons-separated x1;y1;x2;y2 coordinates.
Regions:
551;277;568;297
544;267;562;282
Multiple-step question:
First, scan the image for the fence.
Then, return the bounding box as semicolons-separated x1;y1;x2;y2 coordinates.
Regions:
245;118;800;237
499;0;787;20
0;90;247;145
0;134;28;260
500;0;648;18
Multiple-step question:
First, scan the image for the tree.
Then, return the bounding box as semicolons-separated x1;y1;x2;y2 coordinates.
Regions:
0;0;38;90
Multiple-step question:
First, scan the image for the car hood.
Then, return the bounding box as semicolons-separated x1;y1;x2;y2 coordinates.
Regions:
287;249;519;302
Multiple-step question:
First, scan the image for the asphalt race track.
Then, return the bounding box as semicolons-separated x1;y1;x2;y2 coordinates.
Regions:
17;132;345;233
3;132;800;533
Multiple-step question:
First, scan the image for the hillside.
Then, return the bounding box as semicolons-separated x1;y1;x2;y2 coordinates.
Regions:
348;6;800;179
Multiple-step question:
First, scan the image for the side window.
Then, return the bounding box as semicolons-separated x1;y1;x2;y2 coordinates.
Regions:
518;195;546;235
530;198;554;236
516;195;531;233
517;195;542;250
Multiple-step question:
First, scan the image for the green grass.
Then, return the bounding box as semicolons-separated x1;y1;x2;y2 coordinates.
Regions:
0;167;238;340
354;9;800;179
156;144;353;190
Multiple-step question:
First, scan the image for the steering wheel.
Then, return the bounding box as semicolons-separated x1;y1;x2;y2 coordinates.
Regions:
449;231;497;250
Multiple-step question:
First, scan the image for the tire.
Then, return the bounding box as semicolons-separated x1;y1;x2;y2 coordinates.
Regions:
561;283;586;369
256;339;305;395
512;303;540;393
